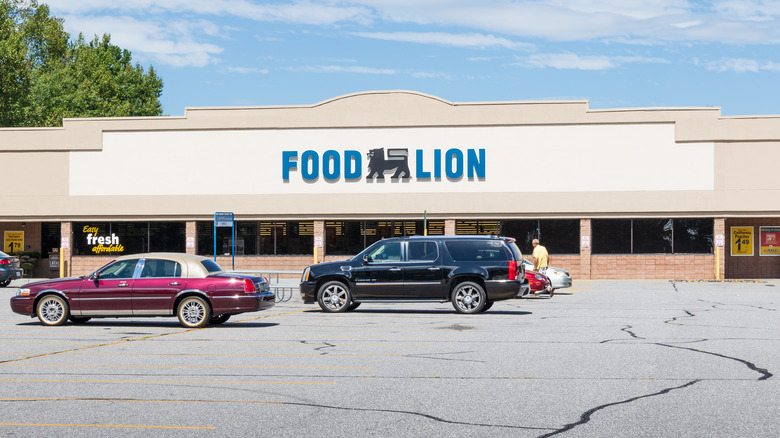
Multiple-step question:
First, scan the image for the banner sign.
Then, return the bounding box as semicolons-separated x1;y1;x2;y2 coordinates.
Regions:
760;226;780;256
4;231;24;253
731;226;754;256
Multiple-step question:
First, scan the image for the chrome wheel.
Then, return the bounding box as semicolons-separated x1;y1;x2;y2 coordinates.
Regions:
317;281;351;312
177;297;211;328
452;282;486;314
37;295;69;326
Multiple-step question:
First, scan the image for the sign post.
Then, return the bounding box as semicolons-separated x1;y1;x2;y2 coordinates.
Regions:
214;212;235;269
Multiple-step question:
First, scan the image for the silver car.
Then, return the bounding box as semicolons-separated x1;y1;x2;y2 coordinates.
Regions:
523;260;572;293
0;251;23;287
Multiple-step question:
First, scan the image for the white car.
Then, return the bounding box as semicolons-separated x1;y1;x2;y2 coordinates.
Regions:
522;260;572;293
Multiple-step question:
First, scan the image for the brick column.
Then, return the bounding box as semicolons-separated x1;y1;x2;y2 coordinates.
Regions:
580;219;591;280
61;222;72;277
185;221;197;255
714;218;725;280
444;220;456;236
314;220;325;263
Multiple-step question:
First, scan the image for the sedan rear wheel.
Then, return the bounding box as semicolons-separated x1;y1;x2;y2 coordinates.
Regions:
452;281;486;314
317;281;351;313
177;296;212;328
36;295;69;326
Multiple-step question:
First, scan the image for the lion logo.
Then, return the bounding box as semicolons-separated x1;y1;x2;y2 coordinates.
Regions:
366;148;411;180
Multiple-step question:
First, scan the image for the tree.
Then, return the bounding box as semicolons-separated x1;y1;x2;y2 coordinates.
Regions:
0;0;163;127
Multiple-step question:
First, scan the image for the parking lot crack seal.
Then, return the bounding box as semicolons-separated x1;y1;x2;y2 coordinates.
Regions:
406;351;485;363
537;379;701;438
600;325;645;344
655;343;773;380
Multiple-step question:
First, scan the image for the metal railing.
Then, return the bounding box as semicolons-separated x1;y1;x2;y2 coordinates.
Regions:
228;269;302;303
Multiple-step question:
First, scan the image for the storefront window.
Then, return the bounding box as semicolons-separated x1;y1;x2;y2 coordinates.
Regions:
498;220;580;254
457;219;580;255
72;222;185;256
197;221;314;256
592;218;713;254
325;220;444;256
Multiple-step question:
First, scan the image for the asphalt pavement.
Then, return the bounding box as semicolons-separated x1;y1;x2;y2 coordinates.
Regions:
0;279;778;437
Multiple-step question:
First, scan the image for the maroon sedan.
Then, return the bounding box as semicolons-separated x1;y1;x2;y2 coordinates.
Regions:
10;253;275;328
526;270;552;295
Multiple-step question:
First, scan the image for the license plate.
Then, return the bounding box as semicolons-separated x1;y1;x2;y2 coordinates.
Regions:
14;271;21;278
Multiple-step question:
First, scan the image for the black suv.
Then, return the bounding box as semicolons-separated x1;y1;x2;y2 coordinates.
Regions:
300;235;529;313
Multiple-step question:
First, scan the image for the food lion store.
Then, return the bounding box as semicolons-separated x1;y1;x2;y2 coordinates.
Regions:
2;90;780;280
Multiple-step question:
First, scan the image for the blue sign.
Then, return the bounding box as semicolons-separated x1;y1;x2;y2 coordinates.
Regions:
214;212;234;227
282;147;485;181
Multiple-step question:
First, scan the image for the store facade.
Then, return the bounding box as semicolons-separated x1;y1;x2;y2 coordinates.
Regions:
2;90;780;280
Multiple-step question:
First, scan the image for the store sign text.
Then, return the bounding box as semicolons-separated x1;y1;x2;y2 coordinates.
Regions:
282;148;486;181
83;226;125;254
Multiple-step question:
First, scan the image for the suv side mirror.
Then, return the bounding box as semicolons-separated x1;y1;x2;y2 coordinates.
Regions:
362;254;372;264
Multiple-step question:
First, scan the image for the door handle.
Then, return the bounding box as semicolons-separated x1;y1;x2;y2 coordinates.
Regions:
428;267;440;271
169;282;182;286
389;268;401;271
117;282;130;287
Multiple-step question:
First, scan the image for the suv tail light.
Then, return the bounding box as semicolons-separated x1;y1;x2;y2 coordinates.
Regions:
508;261;518;280
243;278;256;293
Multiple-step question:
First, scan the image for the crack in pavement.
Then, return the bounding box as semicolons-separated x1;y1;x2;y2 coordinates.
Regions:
600;325;645;344
536;379;701;438
698;299;777;312
655;343;773;380
406;350;485;363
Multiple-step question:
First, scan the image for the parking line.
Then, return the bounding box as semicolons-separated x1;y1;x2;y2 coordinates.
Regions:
0;422;213;430
1;397;283;404
0;378;334;385
6;364;374;370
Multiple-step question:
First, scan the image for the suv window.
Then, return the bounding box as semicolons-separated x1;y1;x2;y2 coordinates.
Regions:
367;241;402;262
445;240;510;262
408;241;439;261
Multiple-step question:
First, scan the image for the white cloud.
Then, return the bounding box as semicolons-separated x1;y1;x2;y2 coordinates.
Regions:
353;31;533;50
698;57;780;73
226;66;269;74
517;52;668;70
63;15;224;67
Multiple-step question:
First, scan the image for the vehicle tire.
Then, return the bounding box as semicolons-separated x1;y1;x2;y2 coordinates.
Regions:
177;296;212;328
481;301;494;312
317;281;351;313
68;316;91;324
346;302;361;311
36;294;69;326
210;314;231;325
451;281;486;314
0;279;11;288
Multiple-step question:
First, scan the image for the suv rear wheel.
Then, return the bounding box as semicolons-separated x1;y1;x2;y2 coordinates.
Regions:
452;281;486;314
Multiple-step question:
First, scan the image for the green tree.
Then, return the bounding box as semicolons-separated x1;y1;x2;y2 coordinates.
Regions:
0;0;162;127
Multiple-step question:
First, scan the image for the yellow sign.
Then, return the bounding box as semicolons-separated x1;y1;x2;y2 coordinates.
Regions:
731;226;753;256
4;231;24;253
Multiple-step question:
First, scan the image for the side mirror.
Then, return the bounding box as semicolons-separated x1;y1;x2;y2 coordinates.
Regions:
90;271;100;284
362;254;372;264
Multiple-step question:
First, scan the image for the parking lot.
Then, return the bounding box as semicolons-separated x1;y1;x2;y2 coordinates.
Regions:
1;279;778;437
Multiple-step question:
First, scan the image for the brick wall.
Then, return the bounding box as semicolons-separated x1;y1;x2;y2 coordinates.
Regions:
590;254;716;279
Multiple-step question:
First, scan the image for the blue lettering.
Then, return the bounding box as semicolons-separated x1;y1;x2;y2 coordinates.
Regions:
434;149;442;178
322;150;340;180
301;150;319;180
467;149;485;178
445;149;463;179
282;151;298;180
345;150;362;179
415;150;431;179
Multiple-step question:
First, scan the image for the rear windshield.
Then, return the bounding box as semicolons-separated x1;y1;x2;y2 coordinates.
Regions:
200;260;223;273
445;240;511;262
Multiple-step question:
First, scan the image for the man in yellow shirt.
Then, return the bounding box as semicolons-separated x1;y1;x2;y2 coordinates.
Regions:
531;238;552;296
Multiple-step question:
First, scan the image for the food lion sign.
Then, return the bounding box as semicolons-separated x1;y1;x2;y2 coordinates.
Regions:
282;147;486;182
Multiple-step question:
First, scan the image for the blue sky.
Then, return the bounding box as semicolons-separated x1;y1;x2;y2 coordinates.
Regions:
45;0;780;116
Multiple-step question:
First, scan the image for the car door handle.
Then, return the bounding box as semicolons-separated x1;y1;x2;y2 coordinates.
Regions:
389;268;401;271
169;282;182;286
427;267;440;271
117;282;130;287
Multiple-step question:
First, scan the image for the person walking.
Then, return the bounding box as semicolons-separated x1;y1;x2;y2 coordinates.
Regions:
532;238;552;296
